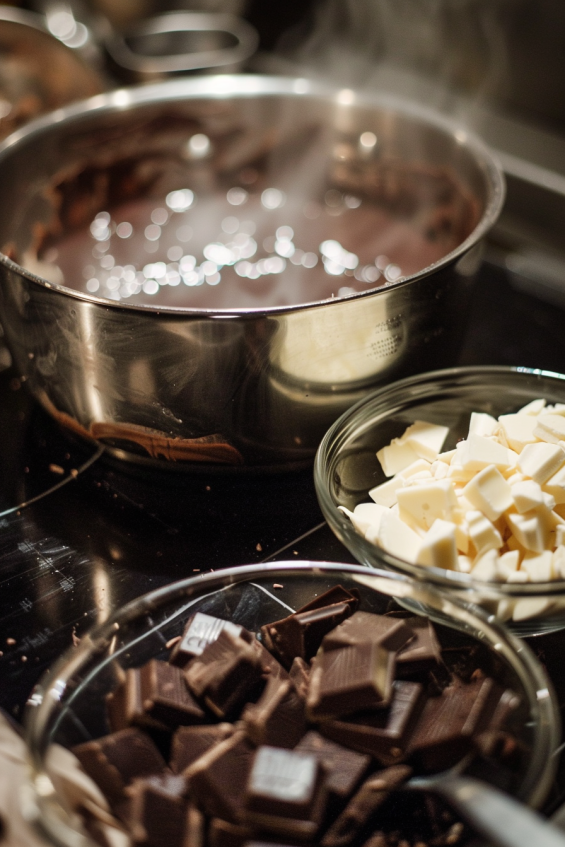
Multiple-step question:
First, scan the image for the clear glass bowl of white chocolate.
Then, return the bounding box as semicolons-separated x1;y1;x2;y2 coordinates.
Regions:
314;365;565;635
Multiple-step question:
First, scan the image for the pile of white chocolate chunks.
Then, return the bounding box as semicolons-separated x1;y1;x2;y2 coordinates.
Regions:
341;398;565;622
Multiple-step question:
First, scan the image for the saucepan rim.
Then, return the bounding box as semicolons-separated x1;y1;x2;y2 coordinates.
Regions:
0;74;505;318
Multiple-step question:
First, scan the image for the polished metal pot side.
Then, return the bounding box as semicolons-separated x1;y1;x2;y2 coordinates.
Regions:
0;76;505;470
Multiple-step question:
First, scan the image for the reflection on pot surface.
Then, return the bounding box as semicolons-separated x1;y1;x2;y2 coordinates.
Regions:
32;158;478;310
0;76;504;469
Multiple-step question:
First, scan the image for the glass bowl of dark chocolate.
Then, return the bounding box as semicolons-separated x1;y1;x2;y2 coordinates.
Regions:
315;365;565;638
0;75;504;470
22;561;559;847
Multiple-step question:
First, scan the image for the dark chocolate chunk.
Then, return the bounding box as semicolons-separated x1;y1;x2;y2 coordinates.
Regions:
320;765;412;847
242;676;306;749
292;585;361;615
320;681;425;764
489;685;521;729
307;642;396;720
294;731;371;804
474;729;520;763
242;745;328;840
184;629;265;719
252;639;289;681
260;586;359;668
186;731;255;823
407;674;507;772
169;723;235;774
169;612;253;668
126;773;189;847
288;657;310;699
395;617;443;677
186;804;206;847
107;660;206;733
72;728;167;804
321;611;414;654
264;603;358;669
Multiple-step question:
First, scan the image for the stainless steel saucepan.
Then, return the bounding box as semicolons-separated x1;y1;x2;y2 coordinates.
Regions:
0;75;504;470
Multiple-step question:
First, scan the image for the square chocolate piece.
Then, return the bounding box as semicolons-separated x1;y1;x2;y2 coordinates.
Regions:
321;611;414;654
307;641;396;720
242;676;306;749
243;746;328;840
184;629;264;719
320;680;425;764
73;728;167;804
107;660;205;732
169;612;253;668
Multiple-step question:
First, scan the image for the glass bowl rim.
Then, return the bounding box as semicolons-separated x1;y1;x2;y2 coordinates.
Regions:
22;559;560;822
314;364;565;597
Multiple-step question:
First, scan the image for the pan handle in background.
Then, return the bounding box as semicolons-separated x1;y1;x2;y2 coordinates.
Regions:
103;11;259;82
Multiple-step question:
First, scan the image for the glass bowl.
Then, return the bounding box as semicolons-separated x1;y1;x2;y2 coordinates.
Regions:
21;561;559;847
315;365;565;637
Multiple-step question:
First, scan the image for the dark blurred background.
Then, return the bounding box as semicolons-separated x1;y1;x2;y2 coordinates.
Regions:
9;0;565;136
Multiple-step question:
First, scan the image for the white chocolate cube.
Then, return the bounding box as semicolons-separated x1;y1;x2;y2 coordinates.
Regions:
542;465;565;505
468;412;498;437
471;549;501;581
416;519;458;570
339;502;388;537
402;420;449;462
522;551;555;582
376;510;421;564
511;479;544;513
517;398;546;415
518;442;565;484
396;480;458;531
505;509;549;553
497;413;540;452
534;413;565;444
462;464;513;522
456;434;512;472
467;510;503;555
377;439;420;477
